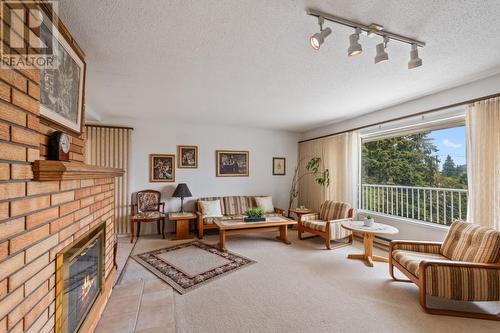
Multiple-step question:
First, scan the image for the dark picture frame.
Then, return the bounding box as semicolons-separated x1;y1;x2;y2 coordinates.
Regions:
178;145;198;168
216;150;249;177
273;157;286;175
37;4;86;134
150;154;175;182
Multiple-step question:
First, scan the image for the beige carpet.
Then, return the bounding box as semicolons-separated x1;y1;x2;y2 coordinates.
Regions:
120;233;499;333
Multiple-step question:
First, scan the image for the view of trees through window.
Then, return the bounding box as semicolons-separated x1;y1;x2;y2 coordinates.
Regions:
361;126;467;225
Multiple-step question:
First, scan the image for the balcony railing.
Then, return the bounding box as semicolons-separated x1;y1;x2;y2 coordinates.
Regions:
360;184;468;226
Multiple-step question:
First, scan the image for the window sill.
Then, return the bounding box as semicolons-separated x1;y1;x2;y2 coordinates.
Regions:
357;210;450;231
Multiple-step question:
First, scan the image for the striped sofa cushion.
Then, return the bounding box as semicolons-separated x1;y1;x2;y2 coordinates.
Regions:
222;196;255;216
440;221;500;263
392;250;448;276
319;201;350;221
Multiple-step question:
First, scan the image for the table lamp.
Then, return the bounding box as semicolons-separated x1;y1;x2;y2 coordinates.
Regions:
172;183;192;213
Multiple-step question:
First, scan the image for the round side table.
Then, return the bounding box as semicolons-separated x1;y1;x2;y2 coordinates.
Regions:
341;220;398;267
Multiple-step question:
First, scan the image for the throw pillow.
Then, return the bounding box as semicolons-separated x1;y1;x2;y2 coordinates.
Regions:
199;200;223;217
255;196;274;213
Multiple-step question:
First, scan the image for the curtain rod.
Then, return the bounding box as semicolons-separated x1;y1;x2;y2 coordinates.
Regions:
85;124;134;130
298;91;500;144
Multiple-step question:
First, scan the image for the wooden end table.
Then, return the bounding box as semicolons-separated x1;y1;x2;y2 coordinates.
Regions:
288;208;313;221
341;220;398;267
167;212;196;240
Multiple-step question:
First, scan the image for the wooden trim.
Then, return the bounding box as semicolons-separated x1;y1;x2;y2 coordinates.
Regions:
85;124;134;130
299;91;500;144
33;160;124;180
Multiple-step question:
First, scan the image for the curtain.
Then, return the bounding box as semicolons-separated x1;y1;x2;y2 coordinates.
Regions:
298;132;359;212
85;125;132;234
466;97;500;230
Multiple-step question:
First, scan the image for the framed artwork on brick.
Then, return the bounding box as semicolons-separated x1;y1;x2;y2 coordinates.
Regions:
216;150;249;177
178;145;198;168
273;157;286;175
150;154;175;182
38;4;86;134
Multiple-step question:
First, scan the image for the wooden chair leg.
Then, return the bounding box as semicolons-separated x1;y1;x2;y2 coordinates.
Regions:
137;222;141;240
348;234;353;244
325;224;332;250
130;221;135;243
298;226;303;240
157;220;161;235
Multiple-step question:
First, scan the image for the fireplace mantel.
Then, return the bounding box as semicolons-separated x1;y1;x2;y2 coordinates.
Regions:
32;160;124;181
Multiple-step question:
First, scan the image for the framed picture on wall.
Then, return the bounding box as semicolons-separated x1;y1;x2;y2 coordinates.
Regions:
37;5;86;134
178;145;198;168
216;150;249;177
273;157;286;175
150;154;175;182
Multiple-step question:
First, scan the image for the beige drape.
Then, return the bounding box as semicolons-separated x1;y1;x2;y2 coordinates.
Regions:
85;125;132;234
298;132;359;212
466;97;500;230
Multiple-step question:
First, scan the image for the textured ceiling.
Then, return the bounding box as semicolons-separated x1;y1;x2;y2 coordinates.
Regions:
58;0;500;132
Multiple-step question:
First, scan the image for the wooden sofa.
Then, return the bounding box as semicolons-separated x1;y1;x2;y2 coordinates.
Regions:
195;196;285;238
389;221;500;320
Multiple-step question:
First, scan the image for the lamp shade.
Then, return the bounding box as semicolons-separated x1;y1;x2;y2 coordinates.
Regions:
172;183;192;198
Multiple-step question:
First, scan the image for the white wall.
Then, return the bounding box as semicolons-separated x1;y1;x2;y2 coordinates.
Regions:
95;118;299;232
301;72;500;141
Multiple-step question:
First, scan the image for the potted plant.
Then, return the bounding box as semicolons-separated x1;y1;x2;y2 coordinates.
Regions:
288;156;330;213
364;215;375;227
244;208;266;222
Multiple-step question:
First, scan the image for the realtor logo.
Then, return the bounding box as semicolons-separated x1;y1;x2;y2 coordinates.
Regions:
1;0;57;68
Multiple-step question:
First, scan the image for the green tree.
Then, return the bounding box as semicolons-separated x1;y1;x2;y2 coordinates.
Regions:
362;132;440;186
442;155;456;177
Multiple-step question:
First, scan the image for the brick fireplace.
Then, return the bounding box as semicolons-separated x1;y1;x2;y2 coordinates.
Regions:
0;4;123;333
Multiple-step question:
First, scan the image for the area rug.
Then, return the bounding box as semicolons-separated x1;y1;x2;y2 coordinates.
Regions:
132;241;256;294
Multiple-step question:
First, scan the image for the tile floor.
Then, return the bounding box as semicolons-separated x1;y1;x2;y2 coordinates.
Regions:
94;235;176;333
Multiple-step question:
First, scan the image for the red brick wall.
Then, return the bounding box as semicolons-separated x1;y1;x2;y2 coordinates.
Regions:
0;3;115;333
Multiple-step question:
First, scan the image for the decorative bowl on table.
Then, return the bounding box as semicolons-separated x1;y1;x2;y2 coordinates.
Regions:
364;215;375;227
244;208;266;222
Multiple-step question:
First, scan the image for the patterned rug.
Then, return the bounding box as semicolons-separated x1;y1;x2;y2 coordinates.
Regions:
132;241;256;294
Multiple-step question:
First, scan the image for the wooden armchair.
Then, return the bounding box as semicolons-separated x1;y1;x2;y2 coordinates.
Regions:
130;190;166;243
389;221;500;320
298;201;354;250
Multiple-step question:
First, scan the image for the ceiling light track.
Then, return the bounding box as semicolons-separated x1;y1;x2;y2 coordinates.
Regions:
306;8;425;47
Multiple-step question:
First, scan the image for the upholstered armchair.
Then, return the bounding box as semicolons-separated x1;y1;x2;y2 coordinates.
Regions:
389;221;500;320
130;190;166;243
298;201;354;250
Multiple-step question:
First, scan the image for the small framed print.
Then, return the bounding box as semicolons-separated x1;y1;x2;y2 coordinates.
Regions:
216;150;249;177
150;154;175;182
178;145;198;168
273;157;286;176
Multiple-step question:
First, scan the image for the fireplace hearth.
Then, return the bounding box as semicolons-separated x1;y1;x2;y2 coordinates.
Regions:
56;224;105;333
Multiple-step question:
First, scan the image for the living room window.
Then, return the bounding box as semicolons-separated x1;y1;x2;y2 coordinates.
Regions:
359;109;467;226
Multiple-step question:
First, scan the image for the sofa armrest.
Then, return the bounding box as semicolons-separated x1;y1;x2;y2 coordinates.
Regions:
390;240;442;254
420;260;500;301
301;213;319;222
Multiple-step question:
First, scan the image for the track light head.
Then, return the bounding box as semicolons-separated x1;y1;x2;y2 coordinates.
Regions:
408;44;422;69
348;27;362;56
374;36;389;64
310;27;332;50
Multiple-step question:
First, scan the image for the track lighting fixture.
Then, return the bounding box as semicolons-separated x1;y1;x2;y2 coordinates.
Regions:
306;8;425;70
348;27;362;56
408;44;422;69
310;16;332;50
374;36;389;64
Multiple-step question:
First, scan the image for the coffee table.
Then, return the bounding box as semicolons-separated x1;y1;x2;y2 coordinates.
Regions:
341;220;398;267
214;216;297;251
